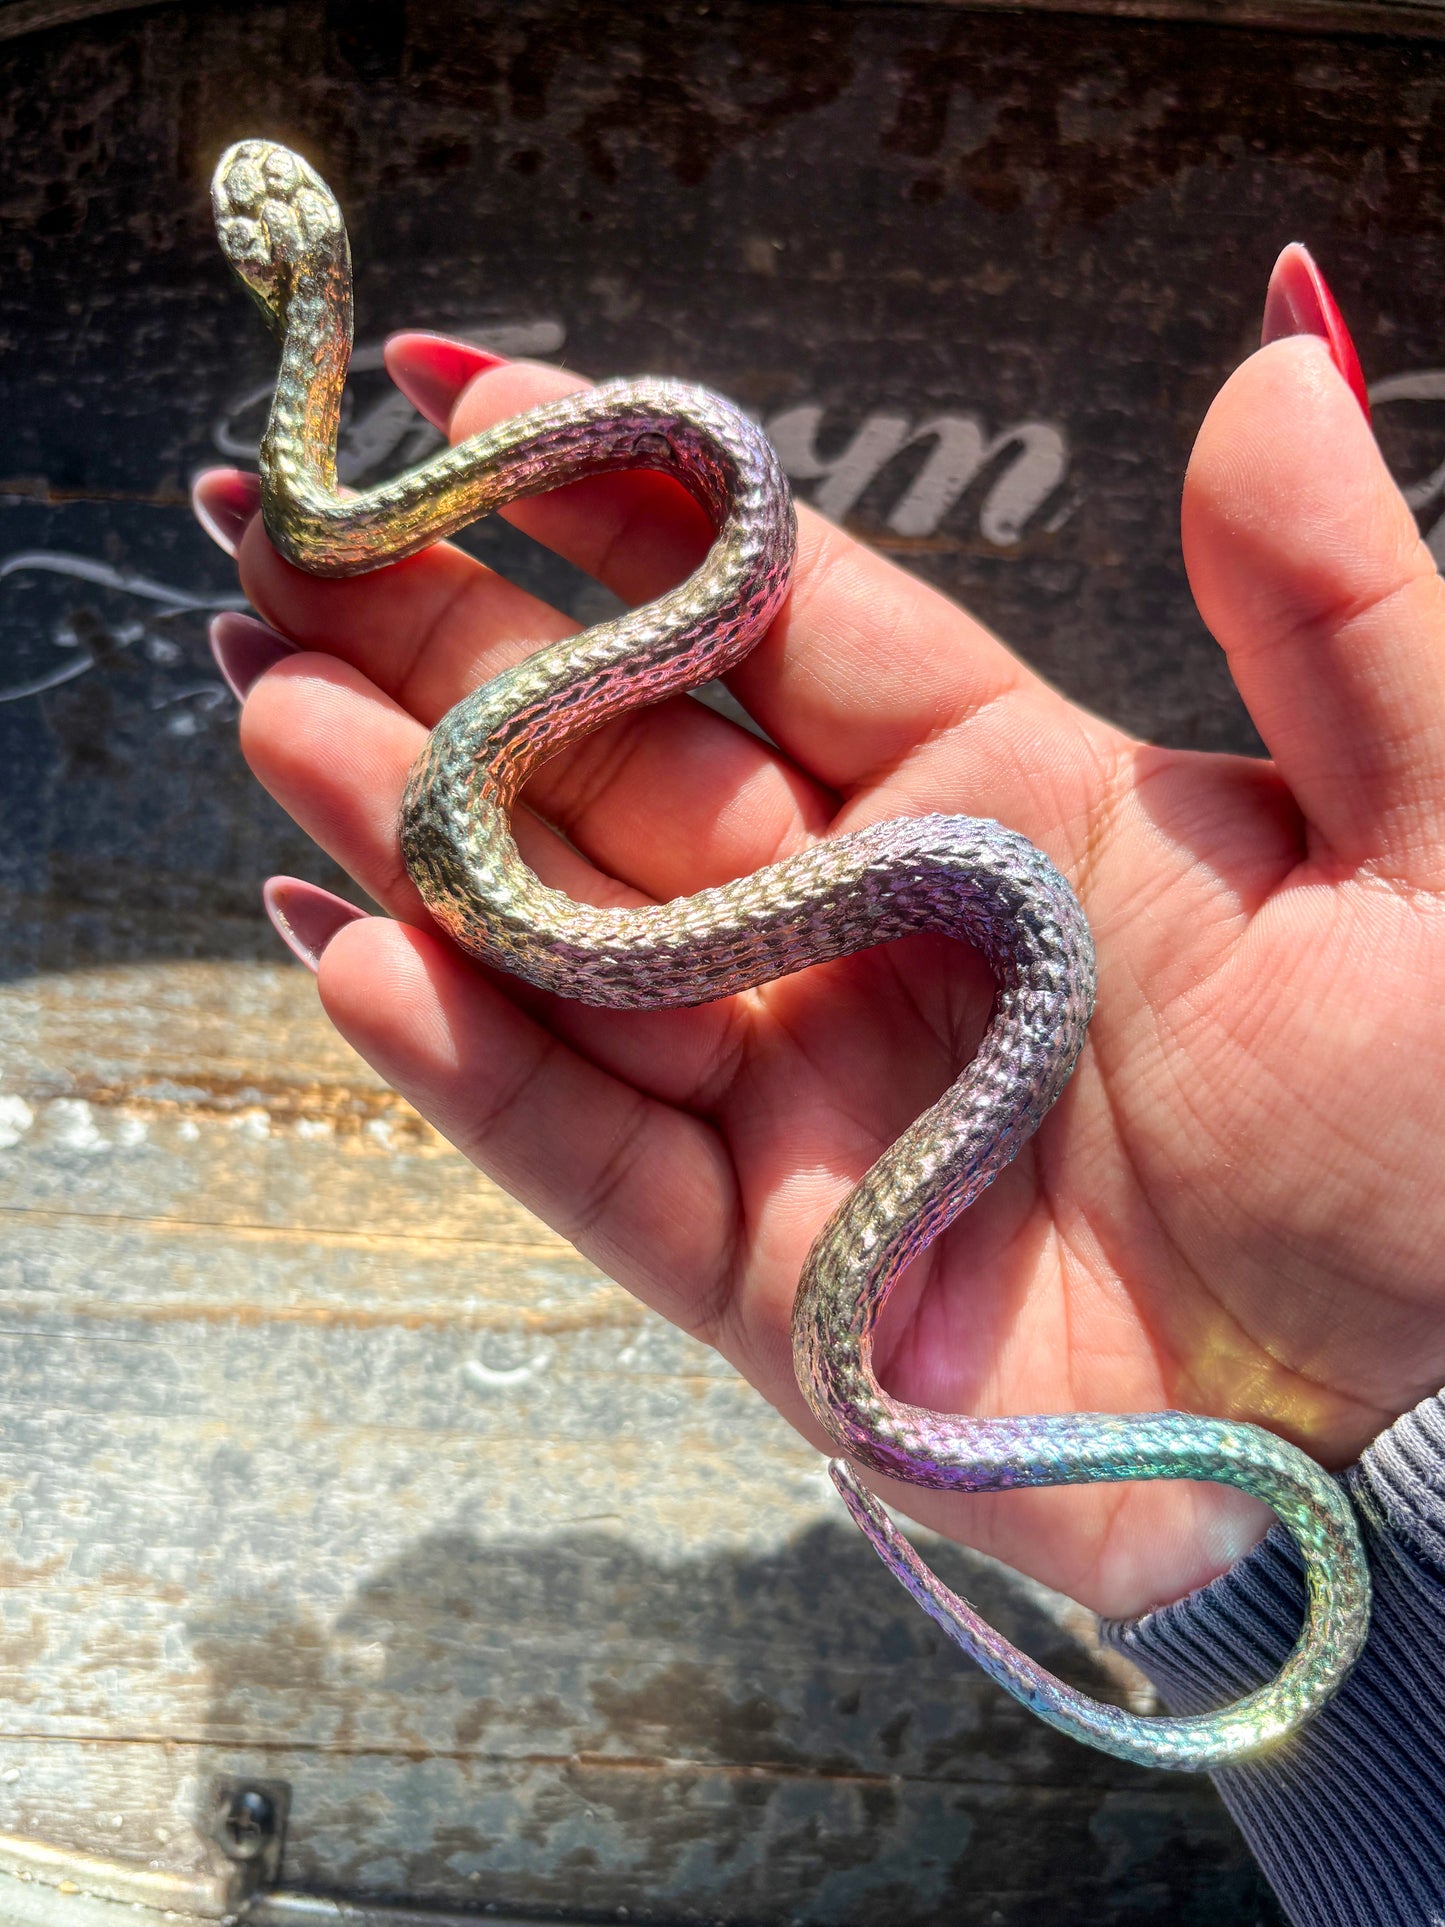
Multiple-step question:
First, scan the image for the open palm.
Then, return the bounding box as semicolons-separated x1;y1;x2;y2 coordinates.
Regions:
201;313;1445;1619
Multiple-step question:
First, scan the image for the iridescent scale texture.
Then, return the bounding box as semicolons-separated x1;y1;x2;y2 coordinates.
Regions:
212;139;1371;1771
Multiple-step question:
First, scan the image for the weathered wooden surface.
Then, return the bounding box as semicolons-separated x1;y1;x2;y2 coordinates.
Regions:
5;0;1445;1917
0;960;1273;1923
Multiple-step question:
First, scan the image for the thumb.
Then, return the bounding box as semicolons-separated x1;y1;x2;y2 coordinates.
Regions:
1182;248;1445;887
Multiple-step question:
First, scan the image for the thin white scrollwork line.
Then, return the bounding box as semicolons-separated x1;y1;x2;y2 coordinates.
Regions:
0;549;248;705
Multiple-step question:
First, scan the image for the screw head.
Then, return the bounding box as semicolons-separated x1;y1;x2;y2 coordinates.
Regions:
217;1786;276;1861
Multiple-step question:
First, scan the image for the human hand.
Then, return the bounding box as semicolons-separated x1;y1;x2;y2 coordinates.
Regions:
194;247;1445;1618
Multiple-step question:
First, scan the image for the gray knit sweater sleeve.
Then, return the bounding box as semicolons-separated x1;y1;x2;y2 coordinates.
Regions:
1102;1391;1445;1924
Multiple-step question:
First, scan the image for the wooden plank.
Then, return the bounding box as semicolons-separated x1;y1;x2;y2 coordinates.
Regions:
0;1736;1267;1926
0;951;1283;1919
0;962;593;1270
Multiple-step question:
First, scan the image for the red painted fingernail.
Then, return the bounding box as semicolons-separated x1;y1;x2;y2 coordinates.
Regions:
263;877;368;974
384;332;508;432
1262;243;1371;423
192;468;262;557
209;613;298;702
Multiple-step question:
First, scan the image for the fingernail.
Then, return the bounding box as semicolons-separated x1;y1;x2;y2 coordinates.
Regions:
384;332;507;432
1261;243;1371;423
192;468;262;557
210;613;298;702
263;876;368;973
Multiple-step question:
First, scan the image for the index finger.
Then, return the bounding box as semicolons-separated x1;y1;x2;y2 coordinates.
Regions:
395;337;1101;797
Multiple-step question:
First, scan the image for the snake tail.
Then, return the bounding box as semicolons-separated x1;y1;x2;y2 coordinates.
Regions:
212;137;1371;1772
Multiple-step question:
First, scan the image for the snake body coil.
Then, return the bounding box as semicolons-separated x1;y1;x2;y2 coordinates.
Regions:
213;139;1370;1770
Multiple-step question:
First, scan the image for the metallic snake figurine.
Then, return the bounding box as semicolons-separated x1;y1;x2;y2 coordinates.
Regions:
212;138;1370;1769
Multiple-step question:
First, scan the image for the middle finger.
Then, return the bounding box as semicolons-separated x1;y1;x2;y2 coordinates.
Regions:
224;492;838;904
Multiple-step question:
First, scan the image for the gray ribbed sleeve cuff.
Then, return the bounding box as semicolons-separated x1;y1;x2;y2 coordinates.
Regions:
1102;1392;1445;1925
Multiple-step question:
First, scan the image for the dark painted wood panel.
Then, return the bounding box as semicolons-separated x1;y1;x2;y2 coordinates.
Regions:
8;0;1445;962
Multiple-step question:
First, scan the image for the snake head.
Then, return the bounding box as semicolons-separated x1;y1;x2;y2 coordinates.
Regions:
211;139;347;336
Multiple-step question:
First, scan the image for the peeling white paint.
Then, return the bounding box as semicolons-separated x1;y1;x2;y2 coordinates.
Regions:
0;1096;35;1151
463;1347;553;1390
47;1099;105;1154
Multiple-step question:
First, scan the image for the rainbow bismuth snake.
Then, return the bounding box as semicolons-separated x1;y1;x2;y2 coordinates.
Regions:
212;138;1370;1770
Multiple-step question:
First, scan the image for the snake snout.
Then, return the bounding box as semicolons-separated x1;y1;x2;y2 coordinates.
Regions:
211;138;346;331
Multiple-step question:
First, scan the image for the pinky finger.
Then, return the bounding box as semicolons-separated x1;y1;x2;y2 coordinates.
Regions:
315;913;740;1344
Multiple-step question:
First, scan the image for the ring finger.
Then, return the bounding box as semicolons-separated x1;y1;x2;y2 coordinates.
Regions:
241;648;755;1111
